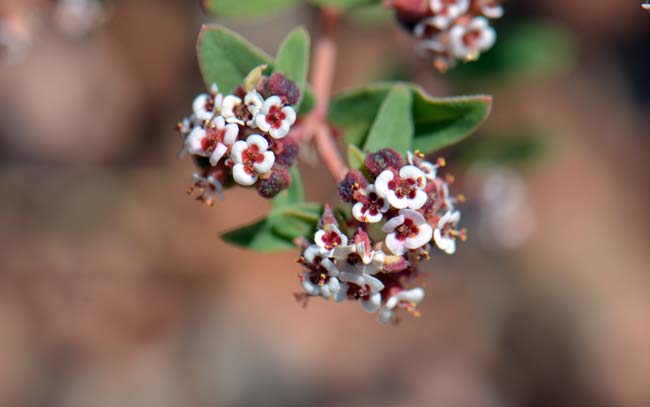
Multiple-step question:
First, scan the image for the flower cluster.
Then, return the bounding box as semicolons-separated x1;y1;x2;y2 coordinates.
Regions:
388;0;503;72
176;72;300;203
296;148;466;324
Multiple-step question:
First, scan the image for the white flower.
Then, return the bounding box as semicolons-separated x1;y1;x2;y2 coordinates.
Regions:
314;225;352;258
352;185;390;223
192;84;223;122
433;210;462;254
449;17;496;60
230;134;275;186
383;209;434;255
426;0;470;30
189;171;223;206
185;116;239;166
337;275;384;313
301;273;342;300
221;91;264;126
375;166;428;210
255;95;297;139
304;245;340;277
378;287;425;324
407;151;439;181
480;1;504;18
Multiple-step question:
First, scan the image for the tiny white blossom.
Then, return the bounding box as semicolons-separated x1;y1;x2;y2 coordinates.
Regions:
449;16;496;60
231;134;275;186
424;0;470;30
301;272;342;299
375;165;428;210
352;185;390;223
314;225;352;258
221;91;264;126
407;151;439;181
255;95;297;139
378;287;425;324
192;85;223;122
433;210;462;254
337;275;384;313
185;116;239;166
304;245;340;277
189;172;223;205
383;209;434;255
480;1;504;18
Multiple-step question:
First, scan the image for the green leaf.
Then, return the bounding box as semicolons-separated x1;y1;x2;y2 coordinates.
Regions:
197;25;274;93
202;0;300;19
457;131;548;168
330;82;491;154
307;0;380;9
275;26;310;108
363;84;413;155
221;217;295;251
298;87;316;116
347;144;366;170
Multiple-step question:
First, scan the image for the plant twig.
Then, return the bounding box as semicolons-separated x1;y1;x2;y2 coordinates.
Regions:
306;7;348;183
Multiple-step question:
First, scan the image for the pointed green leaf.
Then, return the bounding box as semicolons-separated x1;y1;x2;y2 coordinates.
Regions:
202;0;300;19
329;82;491;154
363;84;413;155
298;87;316;116
197;25;274;93
221;217;295;251
275;26;310;106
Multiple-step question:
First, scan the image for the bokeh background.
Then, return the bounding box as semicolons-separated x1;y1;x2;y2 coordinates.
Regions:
1;0;649;405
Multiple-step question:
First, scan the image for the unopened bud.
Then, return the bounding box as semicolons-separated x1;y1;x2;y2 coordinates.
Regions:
259;73;301;106
364;148;405;178
256;165;291;199
338;170;368;203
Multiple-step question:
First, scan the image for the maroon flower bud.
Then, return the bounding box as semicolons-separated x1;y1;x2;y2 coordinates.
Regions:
256;165;291;199
318;204;338;229
271;135;300;167
364;148;404;178
259;73;301;106
388;0;432;31
338;170;368;203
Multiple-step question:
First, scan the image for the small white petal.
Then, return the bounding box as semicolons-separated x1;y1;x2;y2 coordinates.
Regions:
408;190;428;210
301;274;320;296
321;258;340;276
209;143;227;166
405;223;433;250
352;202;366;222
331;245;355;260
262;95;282;112
387;190;409;209
399;165;426;185
378;308;394;325
233;164;257;186
230;140;247;164
361;292;382;313
402;209;426;225
282;106;296;125
255;114;271;132
334;283;348;302
314;230;326;248
364;275;385;292
382;215;405;233
246;134;269;151
270;122;290;139
374;171;394;198
223;124;239;145
253;151;275;174
339;272;365;287
386;233;407;256
304;245;321;263
185;128;208;156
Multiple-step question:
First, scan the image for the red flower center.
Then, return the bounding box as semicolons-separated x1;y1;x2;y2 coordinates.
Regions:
388;176;418;199
321;230;343;250
200;127;226;153
360;192;386;216
462;29;482;48
241;145;265;174
265;105;286;129
395;218;419;241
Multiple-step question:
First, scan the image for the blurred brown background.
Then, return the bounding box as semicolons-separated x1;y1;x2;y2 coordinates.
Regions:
1;0;649;405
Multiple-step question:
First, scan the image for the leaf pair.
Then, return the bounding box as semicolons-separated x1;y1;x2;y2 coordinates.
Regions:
329;83;492;159
197;24;312;112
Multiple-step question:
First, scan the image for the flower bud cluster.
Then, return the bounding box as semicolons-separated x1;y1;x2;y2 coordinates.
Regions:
388;0;503;72
296;149;466;324
176;73;300;204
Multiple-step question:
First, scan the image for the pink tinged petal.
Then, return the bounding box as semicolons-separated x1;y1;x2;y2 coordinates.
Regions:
246;134;268;151
304;245;321;263
233;164;258;186
340;272;365;287
382;214;405;233
483;4;503;18
374;171;394;198
223;123;239;145
383;255;409;272
399;165;426;187
401;209;426;225
361;292;381;313
378;308;394;324
434;229;456;254
386;233;407;256
185;128;208;156
352;202;366;222
253;151;275;174
282;106;296;125
331;245;355;260
314;230;327;248
364;211;384;223
262;95;282;112
209;143;227;166
230;140;248;164
193;94;210;121
405;223;433;250
269;123;289;139
255;115;271;132
408;190;428;210
387;190;409;209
